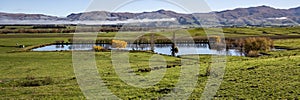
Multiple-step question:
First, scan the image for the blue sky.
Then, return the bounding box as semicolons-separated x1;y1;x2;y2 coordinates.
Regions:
0;0;299;17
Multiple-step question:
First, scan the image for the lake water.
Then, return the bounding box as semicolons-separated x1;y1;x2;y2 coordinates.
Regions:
32;43;244;56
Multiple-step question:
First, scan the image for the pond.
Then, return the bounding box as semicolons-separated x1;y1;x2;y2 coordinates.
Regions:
32;43;245;56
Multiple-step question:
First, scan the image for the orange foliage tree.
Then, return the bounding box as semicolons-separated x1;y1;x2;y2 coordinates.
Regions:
112;40;127;48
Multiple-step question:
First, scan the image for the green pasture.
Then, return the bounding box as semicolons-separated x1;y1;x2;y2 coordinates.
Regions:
0;30;299;99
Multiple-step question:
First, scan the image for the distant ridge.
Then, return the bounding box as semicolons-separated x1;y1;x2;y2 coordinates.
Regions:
0;5;299;26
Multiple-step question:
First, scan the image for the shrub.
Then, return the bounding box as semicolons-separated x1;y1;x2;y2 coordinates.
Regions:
174;46;179;53
235;37;273;57
209;36;221;43
243;37;273;53
93;46;104;52
112;40;127;48
209;36;225;51
246;50;259;57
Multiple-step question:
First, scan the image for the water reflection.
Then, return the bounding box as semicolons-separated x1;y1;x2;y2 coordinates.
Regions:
32;43;244;56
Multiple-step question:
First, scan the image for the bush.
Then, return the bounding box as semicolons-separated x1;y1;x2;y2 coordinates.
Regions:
93;46;104;52
209;36;222;43
236;37;273;56
112;40;127;48
209;36;225;51
174;46;179;53
244;37;273;52
246;50;259;57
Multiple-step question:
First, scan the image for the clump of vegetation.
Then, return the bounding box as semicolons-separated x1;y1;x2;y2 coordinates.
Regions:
136;37;149;44
236;37;273;57
112;40;127;48
209;36;226;51
17;76;54;87
247;50;260;57
209;36;222;43
93;46;104;52
173;46;179;53
205;65;211;76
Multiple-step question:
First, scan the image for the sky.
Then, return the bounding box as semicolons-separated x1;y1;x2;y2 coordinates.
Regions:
0;0;300;17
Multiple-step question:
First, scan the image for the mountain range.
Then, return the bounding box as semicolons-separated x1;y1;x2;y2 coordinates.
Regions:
0;5;299;26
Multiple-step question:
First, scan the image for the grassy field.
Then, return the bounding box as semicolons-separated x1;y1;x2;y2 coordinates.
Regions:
1;26;300;37
0;32;299;99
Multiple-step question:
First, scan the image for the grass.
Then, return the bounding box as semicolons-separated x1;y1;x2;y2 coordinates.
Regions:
217;56;300;99
274;39;300;49
1;26;300;37
0;31;299;99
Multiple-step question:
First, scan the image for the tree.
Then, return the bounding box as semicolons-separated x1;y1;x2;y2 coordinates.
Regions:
112;40;127;48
